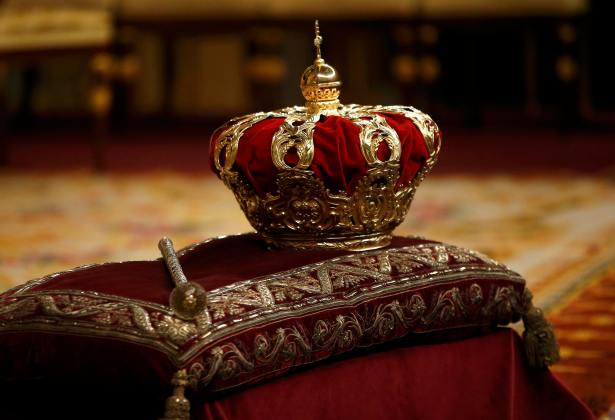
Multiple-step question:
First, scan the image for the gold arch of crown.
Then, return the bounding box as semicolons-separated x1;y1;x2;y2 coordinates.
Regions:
212;105;442;250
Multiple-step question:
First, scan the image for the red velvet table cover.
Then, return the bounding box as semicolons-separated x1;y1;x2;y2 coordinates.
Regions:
201;329;593;420
1;330;592;419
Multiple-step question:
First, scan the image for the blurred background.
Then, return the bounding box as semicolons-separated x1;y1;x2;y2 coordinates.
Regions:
1;0;615;416
0;0;614;171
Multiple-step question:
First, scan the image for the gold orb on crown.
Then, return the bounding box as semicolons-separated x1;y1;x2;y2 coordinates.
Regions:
300;21;342;113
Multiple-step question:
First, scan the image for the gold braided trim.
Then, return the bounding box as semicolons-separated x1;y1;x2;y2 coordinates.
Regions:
1;242;522;365
211;105;441;250
261;230;393;252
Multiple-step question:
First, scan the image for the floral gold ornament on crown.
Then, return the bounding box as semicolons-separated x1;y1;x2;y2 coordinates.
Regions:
212;20;442;251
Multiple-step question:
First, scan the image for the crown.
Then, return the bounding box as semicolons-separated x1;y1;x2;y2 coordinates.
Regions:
210;21;442;251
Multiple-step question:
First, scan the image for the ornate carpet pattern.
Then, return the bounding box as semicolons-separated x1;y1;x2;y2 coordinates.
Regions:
1;171;614;415
550;265;615;416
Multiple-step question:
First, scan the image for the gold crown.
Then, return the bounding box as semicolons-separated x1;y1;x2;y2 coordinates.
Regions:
212;21;441;251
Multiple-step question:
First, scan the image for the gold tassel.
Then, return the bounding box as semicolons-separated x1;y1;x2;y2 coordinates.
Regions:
522;289;560;369
160;369;191;420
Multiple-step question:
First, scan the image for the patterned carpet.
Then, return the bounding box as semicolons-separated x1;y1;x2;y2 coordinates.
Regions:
550;265;615;417
1;170;615;415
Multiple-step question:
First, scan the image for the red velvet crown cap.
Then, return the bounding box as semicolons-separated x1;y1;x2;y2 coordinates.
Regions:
209;112;431;196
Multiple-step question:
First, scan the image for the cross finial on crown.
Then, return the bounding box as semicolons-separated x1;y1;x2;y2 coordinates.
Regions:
314;20;322;61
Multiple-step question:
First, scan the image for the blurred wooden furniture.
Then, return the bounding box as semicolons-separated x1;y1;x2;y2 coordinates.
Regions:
114;0;590;126
0;1;121;168
0;0;600;156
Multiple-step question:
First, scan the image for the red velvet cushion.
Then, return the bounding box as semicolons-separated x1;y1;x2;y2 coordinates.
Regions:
0;234;588;418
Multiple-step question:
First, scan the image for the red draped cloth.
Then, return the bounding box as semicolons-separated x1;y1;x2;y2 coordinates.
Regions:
201;329;592;420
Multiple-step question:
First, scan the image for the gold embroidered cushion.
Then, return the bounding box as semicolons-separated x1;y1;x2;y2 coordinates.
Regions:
0;233;557;419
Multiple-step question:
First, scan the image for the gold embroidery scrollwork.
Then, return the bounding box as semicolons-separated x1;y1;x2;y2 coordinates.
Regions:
208;287;264;320
482;285;524;325
155;315;197;345
254;327;311;364
269;273;321;303
0;292;202;351
365;300;404;338
186;283;531;390
189;344;255;386
313;314;363;351
187;328;312;390
422;287;466;325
